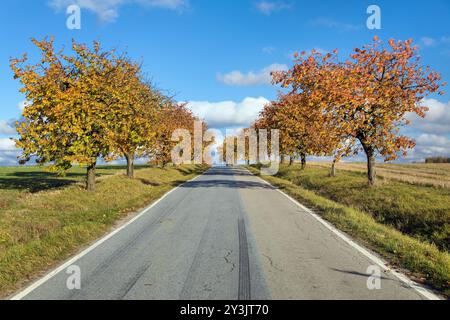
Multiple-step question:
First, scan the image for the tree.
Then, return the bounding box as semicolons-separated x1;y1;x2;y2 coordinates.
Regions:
274;40;445;185
426;157;450;164
11;38;126;191
240;128;254;165
152;102;196;167
105;59;165;178
334;38;444;185
262;57;343;171
271;96;312;170
196;121;214;165
220;135;238;166
253;103;278;164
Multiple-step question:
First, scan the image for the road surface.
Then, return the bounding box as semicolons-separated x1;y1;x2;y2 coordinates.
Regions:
16;167;430;300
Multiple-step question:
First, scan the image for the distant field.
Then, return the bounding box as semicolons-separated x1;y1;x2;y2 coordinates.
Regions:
0;164;208;298
310;162;450;189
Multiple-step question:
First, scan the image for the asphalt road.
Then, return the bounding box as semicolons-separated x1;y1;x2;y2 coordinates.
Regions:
17;167;430;300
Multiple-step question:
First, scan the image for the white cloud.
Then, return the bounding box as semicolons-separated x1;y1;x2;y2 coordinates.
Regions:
186;97;270;129
407;99;450;134
409;134;450;161
217;63;288;86
255;1;291;15
416;134;450;147
311;17;360;31
262;46;276;55
0;121;16;135
401;98;450;161
0;138;16;151
0;139;19;166
0;151;19;166
421;37;438;47
420;36;450;47
49;0;188;22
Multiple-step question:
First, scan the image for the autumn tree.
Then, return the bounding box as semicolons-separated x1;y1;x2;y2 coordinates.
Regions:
253;103;278;163
240;128;255;165
219;135;239;166
255;98;321;170
106;59;165;178
197;121;214;165
263;57;343;171
274;40;444;185
264;97;313;169
152;102;196;167
340;38;444;185
11;38;127;191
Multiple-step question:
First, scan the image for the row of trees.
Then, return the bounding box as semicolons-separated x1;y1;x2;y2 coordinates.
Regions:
425;157;450;164
253;37;445;185
11;38;200;191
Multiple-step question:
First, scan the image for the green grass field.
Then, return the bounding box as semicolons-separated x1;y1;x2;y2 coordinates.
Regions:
0;164;208;298
248;163;450;296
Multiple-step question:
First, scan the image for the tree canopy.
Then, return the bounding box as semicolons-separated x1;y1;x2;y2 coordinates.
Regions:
11;38;199;191
256;37;445;185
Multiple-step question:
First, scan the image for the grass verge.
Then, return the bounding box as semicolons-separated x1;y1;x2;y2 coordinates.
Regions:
0;164;208;299
269;164;449;251
247;165;450;297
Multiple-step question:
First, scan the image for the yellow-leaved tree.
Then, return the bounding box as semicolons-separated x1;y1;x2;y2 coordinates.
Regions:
105;58;166;178
11;38;134;191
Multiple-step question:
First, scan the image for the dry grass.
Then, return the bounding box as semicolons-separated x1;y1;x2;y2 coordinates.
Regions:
267;164;450;251
310;162;450;188
0;164;208;298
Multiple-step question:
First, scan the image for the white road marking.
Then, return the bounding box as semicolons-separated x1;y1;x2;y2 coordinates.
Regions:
247;169;442;301
10;171;208;300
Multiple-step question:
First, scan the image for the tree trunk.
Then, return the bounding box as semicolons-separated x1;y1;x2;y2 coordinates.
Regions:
367;152;376;186
330;160;336;177
86;163;96;192
300;153;307;170
362;143;376;186
125;152;135;179
289;156;294;166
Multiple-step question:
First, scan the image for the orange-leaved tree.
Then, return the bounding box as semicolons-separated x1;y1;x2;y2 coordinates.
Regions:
152;102;196;167
275;40;445;185
269;51;344;171
334;38;444;185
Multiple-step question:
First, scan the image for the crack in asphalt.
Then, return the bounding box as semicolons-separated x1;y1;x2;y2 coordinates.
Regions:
262;253;284;272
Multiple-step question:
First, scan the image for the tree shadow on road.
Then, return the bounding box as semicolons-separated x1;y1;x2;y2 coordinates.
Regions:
181;179;273;190
204;167;253;177
330;268;393;281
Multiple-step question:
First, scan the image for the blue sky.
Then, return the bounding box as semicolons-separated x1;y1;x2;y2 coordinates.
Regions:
1;0;450;164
